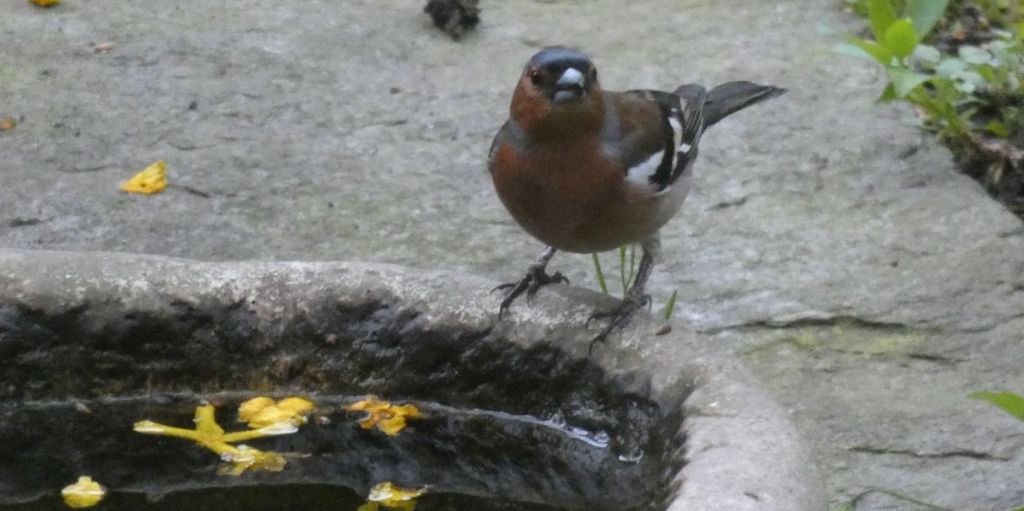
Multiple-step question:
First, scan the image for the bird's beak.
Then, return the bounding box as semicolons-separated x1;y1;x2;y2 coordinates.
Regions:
553;68;586;104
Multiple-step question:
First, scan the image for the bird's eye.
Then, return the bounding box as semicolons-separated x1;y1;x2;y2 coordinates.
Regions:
529;70;543;86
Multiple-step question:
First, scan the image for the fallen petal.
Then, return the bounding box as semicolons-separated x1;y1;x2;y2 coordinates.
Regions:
61;476;105;508
132;420;166;433
120;160;167;195
276;397;315;416
238;396;275;423
377;416;408;436
258;422;299;436
367;482;427;507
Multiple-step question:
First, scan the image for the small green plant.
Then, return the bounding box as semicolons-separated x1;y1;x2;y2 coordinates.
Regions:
835;0;970;140
845;0;1021;29
837;0;1024;213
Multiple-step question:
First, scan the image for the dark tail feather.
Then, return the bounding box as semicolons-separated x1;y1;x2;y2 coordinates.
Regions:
700;81;786;128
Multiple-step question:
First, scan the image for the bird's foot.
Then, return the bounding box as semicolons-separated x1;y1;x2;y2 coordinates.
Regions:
494;266;569;319
587;294;651;354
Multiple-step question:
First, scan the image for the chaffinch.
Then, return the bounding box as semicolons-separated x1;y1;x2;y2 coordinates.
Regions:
489;47;785;347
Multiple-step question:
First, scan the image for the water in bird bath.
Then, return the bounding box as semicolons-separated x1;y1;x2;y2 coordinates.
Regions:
1;395;670;511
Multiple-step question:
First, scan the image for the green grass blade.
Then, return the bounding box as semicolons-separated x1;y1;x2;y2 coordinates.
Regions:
591;253;608;294
618;245;628;297
627;244;637;288
969;391;1024;421
662;290;678;320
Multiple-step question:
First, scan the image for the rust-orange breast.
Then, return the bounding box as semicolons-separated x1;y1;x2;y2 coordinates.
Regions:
491;138;661;253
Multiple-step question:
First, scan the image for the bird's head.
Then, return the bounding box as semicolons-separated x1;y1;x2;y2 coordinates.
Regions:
510;47;603;136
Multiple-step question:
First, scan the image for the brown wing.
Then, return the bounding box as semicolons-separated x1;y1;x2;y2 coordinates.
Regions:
605;87;706;193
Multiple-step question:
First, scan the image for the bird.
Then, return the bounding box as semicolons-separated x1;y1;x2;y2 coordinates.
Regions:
488;47;785;348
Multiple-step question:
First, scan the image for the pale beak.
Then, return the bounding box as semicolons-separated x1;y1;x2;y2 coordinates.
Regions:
553;68;586;104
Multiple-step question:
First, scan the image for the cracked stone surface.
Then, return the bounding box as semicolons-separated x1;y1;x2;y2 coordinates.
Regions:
2;0;1023;509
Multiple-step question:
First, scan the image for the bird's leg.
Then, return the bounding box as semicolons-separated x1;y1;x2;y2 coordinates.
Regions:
588;236;660;352
494;246;569;318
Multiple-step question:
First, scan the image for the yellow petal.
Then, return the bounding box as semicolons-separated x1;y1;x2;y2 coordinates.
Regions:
349;397;422;435
30;0;60;6
256;422;299;436
133;420;206;442
193;404;225;437
356;503;380;511
391;404;423;419
219;445;287;475
240;397;314;427
120;160;167;195
135;403;301;476
132;420;167;434
249;448;287;472
348;396;387;412
238;397;275;423
61;476;105;508
367;482;426;507
246;405;294;428
276;397;315;416
358;416;377;430
377;416;408;436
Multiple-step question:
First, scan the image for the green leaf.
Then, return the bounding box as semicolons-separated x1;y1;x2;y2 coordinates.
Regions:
877;82;899;102
959;46;992;65
945;69;985;94
935;57;966;77
846;37;896;65
869;0;899;41
976;64;996;82
970;391;1024;421
884;19;919;59
986;121;1010;137
914;44;941;63
887;67;930;97
906;0;950;36
833;43;881;61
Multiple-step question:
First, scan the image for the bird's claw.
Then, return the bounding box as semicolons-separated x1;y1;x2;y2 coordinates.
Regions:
587;294;650;354
496;269;569;319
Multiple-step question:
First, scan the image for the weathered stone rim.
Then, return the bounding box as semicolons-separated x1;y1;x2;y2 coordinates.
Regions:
0;248;825;511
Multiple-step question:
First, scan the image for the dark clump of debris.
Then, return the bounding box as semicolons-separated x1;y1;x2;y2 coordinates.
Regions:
424;0;480;40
